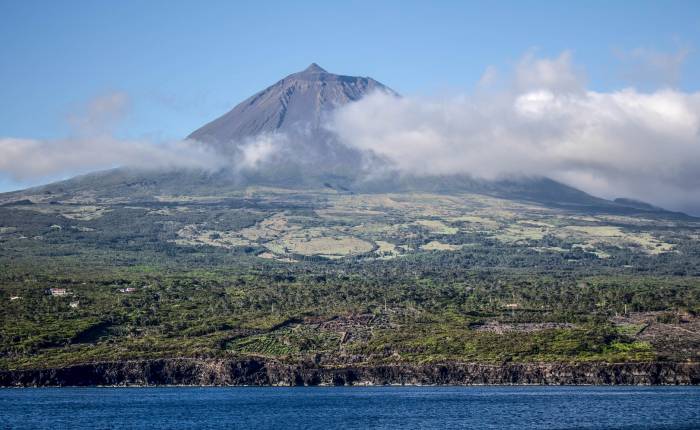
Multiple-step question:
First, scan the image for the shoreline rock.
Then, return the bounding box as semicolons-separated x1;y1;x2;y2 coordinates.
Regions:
1;359;698;387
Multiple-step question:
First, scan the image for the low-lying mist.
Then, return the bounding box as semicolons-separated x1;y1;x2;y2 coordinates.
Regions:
329;52;700;215
1;52;699;214
0;92;224;184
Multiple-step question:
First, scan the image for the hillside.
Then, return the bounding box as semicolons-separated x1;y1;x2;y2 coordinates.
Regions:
1;65;699;385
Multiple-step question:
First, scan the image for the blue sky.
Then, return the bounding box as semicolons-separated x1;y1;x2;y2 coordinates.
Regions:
1;0;700;196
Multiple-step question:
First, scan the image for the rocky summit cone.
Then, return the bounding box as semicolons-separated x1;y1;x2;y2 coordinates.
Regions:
187;63;395;146
300;62;327;73
4;64;686;215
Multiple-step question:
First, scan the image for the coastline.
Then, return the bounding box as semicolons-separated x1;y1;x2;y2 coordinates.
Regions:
2;359;699;387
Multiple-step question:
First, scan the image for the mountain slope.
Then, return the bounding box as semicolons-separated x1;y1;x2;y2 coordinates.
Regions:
1;63;690;216
2;66;699;380
183;64;637;210
188;63;394;145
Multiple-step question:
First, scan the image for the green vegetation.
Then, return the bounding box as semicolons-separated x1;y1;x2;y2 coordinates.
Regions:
1;186;699;370
1;263;698;370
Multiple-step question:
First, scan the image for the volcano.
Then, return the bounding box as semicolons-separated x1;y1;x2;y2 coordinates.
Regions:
188;63;395;146
0;63;687;216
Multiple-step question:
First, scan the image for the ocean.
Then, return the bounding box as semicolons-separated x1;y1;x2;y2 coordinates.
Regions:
1;386;699;429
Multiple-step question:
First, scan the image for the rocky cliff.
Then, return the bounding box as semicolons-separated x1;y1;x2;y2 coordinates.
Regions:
2;359;698;387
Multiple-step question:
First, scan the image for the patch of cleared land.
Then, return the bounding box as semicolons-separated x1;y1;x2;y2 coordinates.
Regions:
158;189;682;260
561;226;674;255
269;230;373;258
495;226;547;243
174;225;251;249
374;240;402;259
155;195;228;203
239;213;296;241
13;204;110;220
415;220;458;235
421;241;461;251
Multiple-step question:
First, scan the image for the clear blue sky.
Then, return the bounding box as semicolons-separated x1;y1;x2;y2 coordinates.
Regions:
1;0;699;191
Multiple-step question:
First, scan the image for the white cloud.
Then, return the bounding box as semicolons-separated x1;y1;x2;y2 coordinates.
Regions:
68;91;130;135
514;51;584;93
615;46;691;88
0;135;224;182
0;93;224;183
238;134;286;169
330;53;700;214
477;65;499;89
2;54;699;215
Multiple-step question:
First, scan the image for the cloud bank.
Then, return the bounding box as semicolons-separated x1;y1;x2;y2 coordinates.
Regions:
330;52;700;214
0;93;223;184
1;52;699;215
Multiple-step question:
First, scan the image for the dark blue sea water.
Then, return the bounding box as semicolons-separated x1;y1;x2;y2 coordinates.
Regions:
1;386;699;429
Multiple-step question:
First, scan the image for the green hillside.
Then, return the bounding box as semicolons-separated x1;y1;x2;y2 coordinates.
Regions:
2;180;699;370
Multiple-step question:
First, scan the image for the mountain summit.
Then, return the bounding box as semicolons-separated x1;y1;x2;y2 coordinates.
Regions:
3;64;685;216
301;62;327;73
187;63;394;145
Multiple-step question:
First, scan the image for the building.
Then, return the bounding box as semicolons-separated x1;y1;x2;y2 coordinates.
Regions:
48;288;68;297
